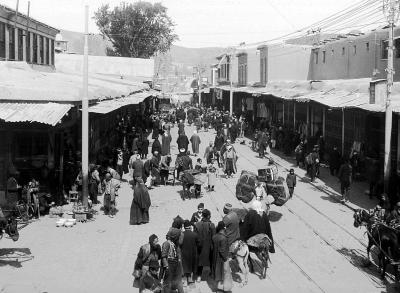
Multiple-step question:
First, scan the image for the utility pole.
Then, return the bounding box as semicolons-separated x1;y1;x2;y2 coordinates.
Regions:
198;66;202;106
383;0;400;192
82;5;89;209
229;54;234;116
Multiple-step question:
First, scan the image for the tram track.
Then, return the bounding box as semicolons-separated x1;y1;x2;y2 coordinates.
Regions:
234;141;396;284
214;173;327;292
175;126;394;290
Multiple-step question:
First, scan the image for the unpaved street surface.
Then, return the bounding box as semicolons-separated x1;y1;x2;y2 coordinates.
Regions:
1;124;398;293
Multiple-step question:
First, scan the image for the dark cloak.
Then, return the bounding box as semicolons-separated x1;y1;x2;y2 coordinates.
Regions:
180;230;200;274
130;183;151;225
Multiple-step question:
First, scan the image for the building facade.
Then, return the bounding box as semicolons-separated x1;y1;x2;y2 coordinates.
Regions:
0;4;58;66
309;28;400;81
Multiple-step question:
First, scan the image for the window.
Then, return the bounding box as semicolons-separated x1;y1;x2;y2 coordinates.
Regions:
32;33;37;63
342;47;345;55
51;39;54;65
382;40;388;59
239;64;247;86
322;51;326;63
26;32;30;62
8;26;15;60
0;22;5;59
260;58;264;83
18;29;23;61
226;59;230;81
366;42;370;52
395;38;400;58
353;45;357;55
314;51;318;64
45;38;50;64
39;36;44;64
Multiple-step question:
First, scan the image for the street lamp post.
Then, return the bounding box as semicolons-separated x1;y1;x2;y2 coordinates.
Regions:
82;5;89;208
383;0;400;192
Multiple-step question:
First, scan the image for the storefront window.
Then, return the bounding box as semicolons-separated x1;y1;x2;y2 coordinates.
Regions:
14;132;47;158
312;107;323;137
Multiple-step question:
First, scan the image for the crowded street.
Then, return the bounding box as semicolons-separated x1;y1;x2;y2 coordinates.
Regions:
2;1;400;292
1;120;398;293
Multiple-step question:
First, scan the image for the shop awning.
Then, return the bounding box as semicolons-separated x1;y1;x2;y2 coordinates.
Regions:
0;102;73;126
0;61;149;103
88;92;150;114
213;79;400;113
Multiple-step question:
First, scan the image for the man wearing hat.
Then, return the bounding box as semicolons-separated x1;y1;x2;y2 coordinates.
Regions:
181;220;200;285
102;172;120;218
134;234;161;280
194;209;215;282
211;221;229;290
161;228;184;293
190;203;204;225
175;149;193;179
241;201;275;253
222;203;240;252
213;131;225;167
177;132;189;153
130;153;144;185
286;169;296;199
178;119;185;136
222;144;237;178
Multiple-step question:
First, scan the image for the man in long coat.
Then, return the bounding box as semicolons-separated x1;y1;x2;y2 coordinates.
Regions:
178;120;185;136
194;209;216;281
211;221;229;289
240;201;275;253
190;130;201;156
180;220;200;284
223;145;238;177
214;131;225;167
222;203;240;250
177;133;189;153
102;172;120;218
130;154;144;184
161;131;172;156
130;179;151;225
152;136;162;155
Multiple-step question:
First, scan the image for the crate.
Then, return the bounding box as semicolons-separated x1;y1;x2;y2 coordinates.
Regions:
73;212;87;222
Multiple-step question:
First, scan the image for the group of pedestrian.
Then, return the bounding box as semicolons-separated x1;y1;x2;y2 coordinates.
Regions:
133;199;275;293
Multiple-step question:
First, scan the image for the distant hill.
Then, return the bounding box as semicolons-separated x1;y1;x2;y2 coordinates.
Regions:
59;29;224;70
60;30;112;56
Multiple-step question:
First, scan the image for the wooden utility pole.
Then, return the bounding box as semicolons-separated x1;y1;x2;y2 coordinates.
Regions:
82;5;89;208
383;0;399;192
198;66;202;106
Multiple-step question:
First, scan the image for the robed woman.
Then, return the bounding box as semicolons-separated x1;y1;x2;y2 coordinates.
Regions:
130;179;151;225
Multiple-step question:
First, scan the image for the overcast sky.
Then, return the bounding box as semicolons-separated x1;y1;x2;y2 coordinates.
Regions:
1;0;384;48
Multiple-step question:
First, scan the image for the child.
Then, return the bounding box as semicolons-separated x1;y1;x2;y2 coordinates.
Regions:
194;158;203;198
140;135;149;159
207;158;219;191
286;168;296;198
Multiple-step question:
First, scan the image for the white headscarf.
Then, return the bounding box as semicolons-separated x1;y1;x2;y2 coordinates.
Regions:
252;200;263;214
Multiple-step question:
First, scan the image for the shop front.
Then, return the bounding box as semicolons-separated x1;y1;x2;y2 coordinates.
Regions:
0;103;78;205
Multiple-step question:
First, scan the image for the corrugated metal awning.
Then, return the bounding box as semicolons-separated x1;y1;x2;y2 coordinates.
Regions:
88;92;150;114
0;102;73;126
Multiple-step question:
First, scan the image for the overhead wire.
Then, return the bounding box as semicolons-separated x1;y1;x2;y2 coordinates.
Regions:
241;0;375;46
241;0;381;47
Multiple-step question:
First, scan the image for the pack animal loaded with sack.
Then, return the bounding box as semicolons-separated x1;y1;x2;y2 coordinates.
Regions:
235;169;289;206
